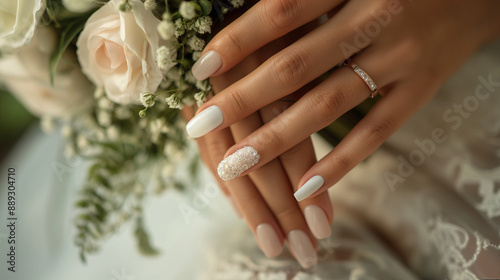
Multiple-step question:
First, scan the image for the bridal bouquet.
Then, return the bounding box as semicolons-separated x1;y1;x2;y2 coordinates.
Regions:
0;0;245;261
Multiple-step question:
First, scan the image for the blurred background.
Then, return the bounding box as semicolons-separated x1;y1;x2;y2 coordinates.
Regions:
0;90;35;162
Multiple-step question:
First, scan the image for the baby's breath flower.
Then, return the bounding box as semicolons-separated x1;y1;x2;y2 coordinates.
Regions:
41;116;54;133
98;97;113;110
157;20;175;40
97;111;112;127
164;142;184;159
179;1;196;20
187;36;205;51
192;51;202;61
61;125;73;138
174;19;186;37
64;145;76;158
115;106;132;119
195;79;211;91
162;12;172;21
165;94;184;109
140;92;156;107
194;91;207;106
194;16;212;34
166;67;182;81
230;0;244;8
77;134;90;151
161;162;174;177
106;126;120;141
184;20;195;31
150;119;166;143
119;0;132;12
184;71;197;84
143;0;156;11
156;46;172;70
94;87;105;99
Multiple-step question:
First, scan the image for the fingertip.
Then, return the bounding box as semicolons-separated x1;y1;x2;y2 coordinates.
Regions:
192;50;223;81
294;175;325;201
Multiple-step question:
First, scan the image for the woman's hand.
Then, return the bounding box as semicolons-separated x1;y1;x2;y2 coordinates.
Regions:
183;21;333;268
186;0;500;201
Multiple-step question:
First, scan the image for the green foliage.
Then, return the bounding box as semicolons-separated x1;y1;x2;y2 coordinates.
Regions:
49;17;87;85
198;0;212;15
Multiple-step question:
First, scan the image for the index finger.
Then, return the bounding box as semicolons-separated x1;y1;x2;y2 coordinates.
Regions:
191;0;342;80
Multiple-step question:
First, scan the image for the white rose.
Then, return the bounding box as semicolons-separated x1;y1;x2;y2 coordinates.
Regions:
77;0;169;105
0;27;93;118
0;0;45;50
62;0;99;13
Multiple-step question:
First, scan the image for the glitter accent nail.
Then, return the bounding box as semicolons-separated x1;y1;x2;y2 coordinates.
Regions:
217;146;260;181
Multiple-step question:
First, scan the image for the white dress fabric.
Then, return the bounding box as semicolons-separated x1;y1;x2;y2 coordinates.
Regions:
0;41;499;280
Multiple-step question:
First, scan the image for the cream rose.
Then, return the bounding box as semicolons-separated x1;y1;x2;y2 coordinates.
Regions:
0;0;45;50
76;0;166;105
0;27;93;118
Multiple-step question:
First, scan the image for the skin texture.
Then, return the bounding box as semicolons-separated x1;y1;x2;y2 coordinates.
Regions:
185;0;500;266
183;21;333;265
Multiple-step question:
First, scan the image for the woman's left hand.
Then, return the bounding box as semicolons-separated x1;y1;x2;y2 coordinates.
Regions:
186;0;500;201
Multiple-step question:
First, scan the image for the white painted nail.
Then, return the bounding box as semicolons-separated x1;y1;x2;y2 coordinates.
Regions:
294;175;325;202
192;50;223;80
186;105;223;138
256;224;283;258
304;205;331;239
217;146;260;181
228;196;242;218
287;230;317;268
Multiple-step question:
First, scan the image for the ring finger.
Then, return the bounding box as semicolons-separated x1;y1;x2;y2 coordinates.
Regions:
216;50;394;180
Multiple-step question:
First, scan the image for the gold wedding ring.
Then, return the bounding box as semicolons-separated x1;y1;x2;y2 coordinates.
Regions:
343;59;378;98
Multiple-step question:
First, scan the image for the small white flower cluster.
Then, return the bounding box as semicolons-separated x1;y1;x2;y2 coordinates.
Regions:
230;0;245;8
140;92;156;107
179;1;197;20
194;91;207;107
187;36;205;51
157;20;175;40
194;16;212;34
174;19;186;38
143;0;156;11
166;94;184;110
156;46;173;70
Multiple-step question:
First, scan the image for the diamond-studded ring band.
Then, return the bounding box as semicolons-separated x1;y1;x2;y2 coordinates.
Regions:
343;60;378;98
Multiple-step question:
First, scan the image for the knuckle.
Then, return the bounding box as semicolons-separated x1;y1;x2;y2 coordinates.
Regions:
264;0;300;30
255;126;285;151
273;50;309;87
222;28;245;55
228;86;250;114
310;89;348;123
363;118;394;149
329;154;353;174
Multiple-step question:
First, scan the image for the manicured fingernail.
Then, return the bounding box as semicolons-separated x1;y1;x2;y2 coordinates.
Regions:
217;146;260;181
228;196;242;218
304;205;331;239
294;175;325;202
256;224;283;258
186;105;223;138
287;230;317;268
192;50;222;80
